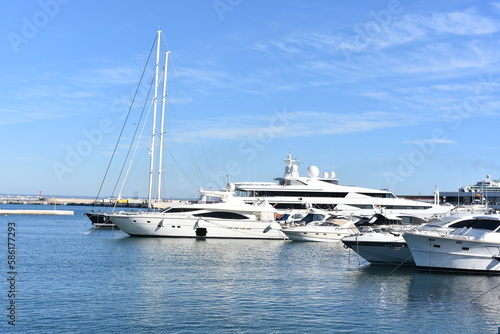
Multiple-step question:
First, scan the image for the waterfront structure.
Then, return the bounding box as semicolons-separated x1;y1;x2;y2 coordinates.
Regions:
440;175;500;209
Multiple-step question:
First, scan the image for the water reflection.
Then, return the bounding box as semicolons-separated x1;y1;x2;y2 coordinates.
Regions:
346;263;500;332
110;238;352;331
106;236;500;333
406;271;500;330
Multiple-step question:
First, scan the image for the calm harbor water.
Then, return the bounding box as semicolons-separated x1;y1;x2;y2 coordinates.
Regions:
1;204;499;333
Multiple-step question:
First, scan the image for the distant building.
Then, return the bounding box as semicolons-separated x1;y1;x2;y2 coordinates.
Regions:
440;175;500;208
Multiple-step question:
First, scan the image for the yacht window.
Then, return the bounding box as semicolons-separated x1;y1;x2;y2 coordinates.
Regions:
351;205;375;209
382;205;430;210
250;191;348;198
449;218;500;231
320;179;339;185
235;190;252;197
448;219;476;229
358;193;396;198
312;204;338;211
301;214;325;224
193;211;250;220
273;203;307;210
162;207;200;213
349;204;432;210
472;219;500;231
277;214;290;222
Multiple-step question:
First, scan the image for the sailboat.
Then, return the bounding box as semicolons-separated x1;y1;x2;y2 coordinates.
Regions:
105;31;287;239
84;30;173;229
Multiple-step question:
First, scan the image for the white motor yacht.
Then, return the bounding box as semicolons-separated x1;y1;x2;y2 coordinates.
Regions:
107;189;286;239
232;150;453;219
342;214;427;265
282;208;358;242
342;214;476;265
403;214;500;274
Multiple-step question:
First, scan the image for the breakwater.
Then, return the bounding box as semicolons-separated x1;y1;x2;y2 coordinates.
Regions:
0;196;148;208
0;209;74;215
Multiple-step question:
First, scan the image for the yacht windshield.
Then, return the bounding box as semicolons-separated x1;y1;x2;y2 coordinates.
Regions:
162;207;200;213
449;218;500;231
301;214;325;224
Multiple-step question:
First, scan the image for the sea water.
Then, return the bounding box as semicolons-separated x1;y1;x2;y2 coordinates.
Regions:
1;204;499;333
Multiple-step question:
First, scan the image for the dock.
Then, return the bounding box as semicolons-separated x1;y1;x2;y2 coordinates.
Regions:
0;209;74;215
1;196;148;208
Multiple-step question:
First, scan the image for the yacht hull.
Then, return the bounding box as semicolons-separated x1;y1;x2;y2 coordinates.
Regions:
342;234;414;265
109;213;286;239
283;226;356;242
404;233;500;273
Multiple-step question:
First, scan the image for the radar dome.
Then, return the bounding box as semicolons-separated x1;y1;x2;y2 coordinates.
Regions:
330;171;336;178
306;165;320;178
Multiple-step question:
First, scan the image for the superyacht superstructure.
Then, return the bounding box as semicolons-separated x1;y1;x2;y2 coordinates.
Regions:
232;151;453;219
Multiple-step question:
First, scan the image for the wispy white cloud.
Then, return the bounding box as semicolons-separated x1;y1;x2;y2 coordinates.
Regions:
154;7;500;110
259;8;500;56
0;60;150;126
0;105;69;126
424;9;499;35
361;75;500;122
169;109;419;141
395;41;496;74
492;2;500;14
177;67;232;89
176;64;298;96
72;66;144;88
223;12;500;124
402;138;455;145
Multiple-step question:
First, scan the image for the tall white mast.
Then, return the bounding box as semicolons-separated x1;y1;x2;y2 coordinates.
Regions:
148;30;161;209
157;50;170;201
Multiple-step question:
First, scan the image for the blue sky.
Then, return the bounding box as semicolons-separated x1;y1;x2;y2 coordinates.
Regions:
2;0;500;199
